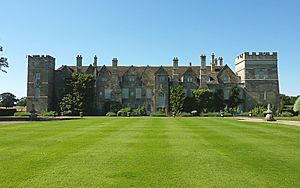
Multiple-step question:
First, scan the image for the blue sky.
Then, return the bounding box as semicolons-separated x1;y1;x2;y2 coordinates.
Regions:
0;0;300;98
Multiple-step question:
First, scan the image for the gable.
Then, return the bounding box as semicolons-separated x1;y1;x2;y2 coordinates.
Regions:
217;65;239;83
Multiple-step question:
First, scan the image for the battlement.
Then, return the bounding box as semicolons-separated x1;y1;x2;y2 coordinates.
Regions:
235;52;277;62
28;55;55;61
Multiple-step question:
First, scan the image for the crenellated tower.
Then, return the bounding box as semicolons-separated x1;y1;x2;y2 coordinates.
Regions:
235;52;280;110
27;55;55;112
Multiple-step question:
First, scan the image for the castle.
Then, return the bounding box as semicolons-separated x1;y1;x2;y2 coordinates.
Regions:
26;52;280;115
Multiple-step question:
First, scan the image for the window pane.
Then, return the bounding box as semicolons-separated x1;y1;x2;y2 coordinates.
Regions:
122;88;129;99
146;88;152;99
136;88;141;99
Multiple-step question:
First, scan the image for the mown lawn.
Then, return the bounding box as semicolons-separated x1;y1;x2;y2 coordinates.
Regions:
276;116;300;121
0;118;299;187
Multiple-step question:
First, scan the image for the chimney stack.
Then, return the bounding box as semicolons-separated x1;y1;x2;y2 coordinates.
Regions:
173;57;178;67
200;54;206;67
76;55;82;67
211;53;215;65
217;57;223;66
93;55;97;67
112;58;118;67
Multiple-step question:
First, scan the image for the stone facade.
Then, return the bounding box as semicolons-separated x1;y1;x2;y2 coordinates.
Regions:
26;52;280;114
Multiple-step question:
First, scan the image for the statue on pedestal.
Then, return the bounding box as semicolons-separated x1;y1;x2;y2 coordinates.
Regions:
265;104;276;121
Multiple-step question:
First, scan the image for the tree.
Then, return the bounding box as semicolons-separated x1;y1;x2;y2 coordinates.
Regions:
0;92;18;108
59;73;95;115
183;97;198;113
16;97;27;106
293;97;300;115
169;86;185;115
193;89;214;113
227;87;243;110
213;89;225;112
0;46;9;73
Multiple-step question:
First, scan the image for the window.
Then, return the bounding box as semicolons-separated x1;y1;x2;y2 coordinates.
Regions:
260;90;267;101
105;89;111;99
128;77;135;82
183;89;188;97
224;88;230;100
136;88;142;99
255;69;268;79
35;72;40;82
205;76;210;82
157;93;166;107
34;87;40;98
201;69;206;74
146;88;152;99
187;77;193;82
223;75;229;82
100;77;107;82
158;76;167;81
122;88;129;99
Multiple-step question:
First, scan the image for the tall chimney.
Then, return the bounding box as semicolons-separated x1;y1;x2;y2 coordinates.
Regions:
76;55;82;67
211;53;215;65
200;54;206;67
93;55;97;67
173;57;178;67
217;57;223;66
112;58;118;67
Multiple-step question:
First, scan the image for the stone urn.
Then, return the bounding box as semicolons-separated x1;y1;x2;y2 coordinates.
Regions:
29;104;38;120
264;104;276;121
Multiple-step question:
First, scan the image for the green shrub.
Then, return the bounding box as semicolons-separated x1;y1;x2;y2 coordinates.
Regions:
278;111;294;117
178;112;192;117
117;107;132;116
14;111;30;117
41;111;58;117
106;112;117;117
150;111;167;117
133;106;146;116
200;112;232;117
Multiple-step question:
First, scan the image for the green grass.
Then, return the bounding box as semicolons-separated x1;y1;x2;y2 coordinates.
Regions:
0;118;300;187
276;116;300;121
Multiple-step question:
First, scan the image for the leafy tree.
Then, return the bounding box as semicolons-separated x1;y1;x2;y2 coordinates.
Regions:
169;86;185;115
183;97;198;113
213;89;224;112
193;89;214;113
59;73;95;115
16;97;27;106
293;97;300;115
0;92;18;108
227;87;243;110
0;46;8;73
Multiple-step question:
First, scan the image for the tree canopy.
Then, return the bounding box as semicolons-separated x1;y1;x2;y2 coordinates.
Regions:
0;46;8;73
293;97;300;114
0;92;18;108
16;97;27;106
227;87;243;110
59;73;95;115
193;89;214;113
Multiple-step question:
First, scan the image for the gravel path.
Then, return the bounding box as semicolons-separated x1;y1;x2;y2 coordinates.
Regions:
239;117;300;127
